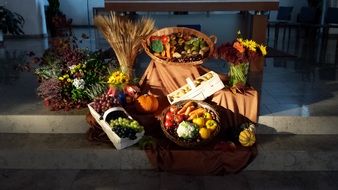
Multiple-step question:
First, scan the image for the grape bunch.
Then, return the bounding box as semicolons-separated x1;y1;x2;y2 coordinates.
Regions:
110;117;144;140
112;126;137;140
92;93;120;114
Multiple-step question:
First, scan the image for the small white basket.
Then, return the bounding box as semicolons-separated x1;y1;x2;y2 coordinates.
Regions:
167;71;225;104
87;103;144;150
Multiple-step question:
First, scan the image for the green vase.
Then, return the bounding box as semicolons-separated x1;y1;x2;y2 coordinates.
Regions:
228;62;249;88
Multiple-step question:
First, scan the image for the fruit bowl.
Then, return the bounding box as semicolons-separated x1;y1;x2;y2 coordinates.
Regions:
160;100;221;148
142;27;216;65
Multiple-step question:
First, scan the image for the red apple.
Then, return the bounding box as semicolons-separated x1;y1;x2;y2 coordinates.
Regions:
165;112;174;121
164;120;173;128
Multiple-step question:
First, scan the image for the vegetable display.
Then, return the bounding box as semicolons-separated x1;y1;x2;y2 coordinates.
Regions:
162;101;220;145
148;32;210;63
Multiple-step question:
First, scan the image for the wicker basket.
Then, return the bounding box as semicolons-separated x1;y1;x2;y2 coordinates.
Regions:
142;27;216;65
160;100;221;148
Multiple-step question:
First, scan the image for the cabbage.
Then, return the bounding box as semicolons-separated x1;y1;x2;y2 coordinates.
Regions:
151;40;164;53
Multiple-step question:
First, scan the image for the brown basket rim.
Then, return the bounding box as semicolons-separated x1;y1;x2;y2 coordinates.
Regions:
160;100;221;148
142;27;216;66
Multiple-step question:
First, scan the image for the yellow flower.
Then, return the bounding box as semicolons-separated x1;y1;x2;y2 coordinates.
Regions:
243;40;257;52
107;70;129;86
58;77;64;81
67;78;72;83
259;44;267;56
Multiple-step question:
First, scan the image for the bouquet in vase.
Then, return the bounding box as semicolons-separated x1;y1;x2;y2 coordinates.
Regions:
217;31;267;92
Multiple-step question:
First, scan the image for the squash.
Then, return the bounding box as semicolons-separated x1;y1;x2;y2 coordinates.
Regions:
135;94;159;113
238;123;256;147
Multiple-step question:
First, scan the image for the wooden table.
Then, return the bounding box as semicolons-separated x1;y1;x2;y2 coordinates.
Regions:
105;0;278;12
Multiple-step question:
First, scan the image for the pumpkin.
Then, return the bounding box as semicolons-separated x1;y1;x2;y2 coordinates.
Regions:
135;94;159;113
238;123;256;147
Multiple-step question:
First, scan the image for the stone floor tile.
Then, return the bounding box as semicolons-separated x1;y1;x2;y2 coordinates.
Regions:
0;169;78;190
203;173;250;190
160;172;205;190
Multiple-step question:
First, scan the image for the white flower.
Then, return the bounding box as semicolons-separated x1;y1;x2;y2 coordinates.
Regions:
72;78;85;89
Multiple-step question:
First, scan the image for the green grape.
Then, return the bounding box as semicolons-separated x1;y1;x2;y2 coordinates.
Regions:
109;117;144;133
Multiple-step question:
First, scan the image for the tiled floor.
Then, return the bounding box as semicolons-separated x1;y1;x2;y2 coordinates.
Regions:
1;169;338;190
0;14;337;117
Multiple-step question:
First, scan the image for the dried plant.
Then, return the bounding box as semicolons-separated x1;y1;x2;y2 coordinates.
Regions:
94;12;155;79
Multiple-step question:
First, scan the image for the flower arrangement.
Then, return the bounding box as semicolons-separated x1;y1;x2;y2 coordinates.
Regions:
217;31;267;64
217;31;267;92
33;36;117;111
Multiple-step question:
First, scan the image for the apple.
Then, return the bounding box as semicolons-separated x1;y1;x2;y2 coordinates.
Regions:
165;112;174;121
164;120;173;128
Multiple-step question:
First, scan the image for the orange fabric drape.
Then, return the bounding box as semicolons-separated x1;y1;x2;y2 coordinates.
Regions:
136;61;258;175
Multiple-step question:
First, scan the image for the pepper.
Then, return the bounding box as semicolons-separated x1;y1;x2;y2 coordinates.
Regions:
204;112;212;120
205;119;218;131
161;35;169;44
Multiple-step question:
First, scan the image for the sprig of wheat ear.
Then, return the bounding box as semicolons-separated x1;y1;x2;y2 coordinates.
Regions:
94;12;155;77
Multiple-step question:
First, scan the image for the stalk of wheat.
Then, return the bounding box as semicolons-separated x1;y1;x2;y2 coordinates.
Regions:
94;12;155;79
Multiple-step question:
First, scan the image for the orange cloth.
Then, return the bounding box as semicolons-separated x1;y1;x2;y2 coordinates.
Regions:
139;61;258;124
137;61;258;175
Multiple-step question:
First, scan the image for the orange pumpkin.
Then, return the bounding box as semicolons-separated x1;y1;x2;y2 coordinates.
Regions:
135;94;159;113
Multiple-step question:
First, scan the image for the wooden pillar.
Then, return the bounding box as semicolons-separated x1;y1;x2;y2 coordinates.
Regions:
249;14;268;119
251;14;268;72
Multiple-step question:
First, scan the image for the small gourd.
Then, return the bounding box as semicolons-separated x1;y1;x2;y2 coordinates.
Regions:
135;94;159;113
238;123;256;147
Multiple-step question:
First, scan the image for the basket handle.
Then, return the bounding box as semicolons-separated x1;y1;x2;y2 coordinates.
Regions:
141;39;151;54
209;35;217;44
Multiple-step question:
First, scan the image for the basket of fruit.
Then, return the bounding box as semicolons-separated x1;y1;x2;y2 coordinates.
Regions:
88;94;144;150
160;100;221;148
142;27;216;65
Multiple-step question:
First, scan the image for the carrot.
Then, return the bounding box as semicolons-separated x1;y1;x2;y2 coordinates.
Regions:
184;105;195;116
165;43;171;58
188;108;205;116
177;101;193;114
187;113;198;121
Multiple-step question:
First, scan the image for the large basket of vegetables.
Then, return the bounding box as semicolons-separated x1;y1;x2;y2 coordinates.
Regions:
160;100;221;148
142;27;216;65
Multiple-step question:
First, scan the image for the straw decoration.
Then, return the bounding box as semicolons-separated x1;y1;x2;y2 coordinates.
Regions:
94;12;155;79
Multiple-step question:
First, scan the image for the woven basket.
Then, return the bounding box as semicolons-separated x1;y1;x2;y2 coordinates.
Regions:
142;27;216;65
160;100;221;148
